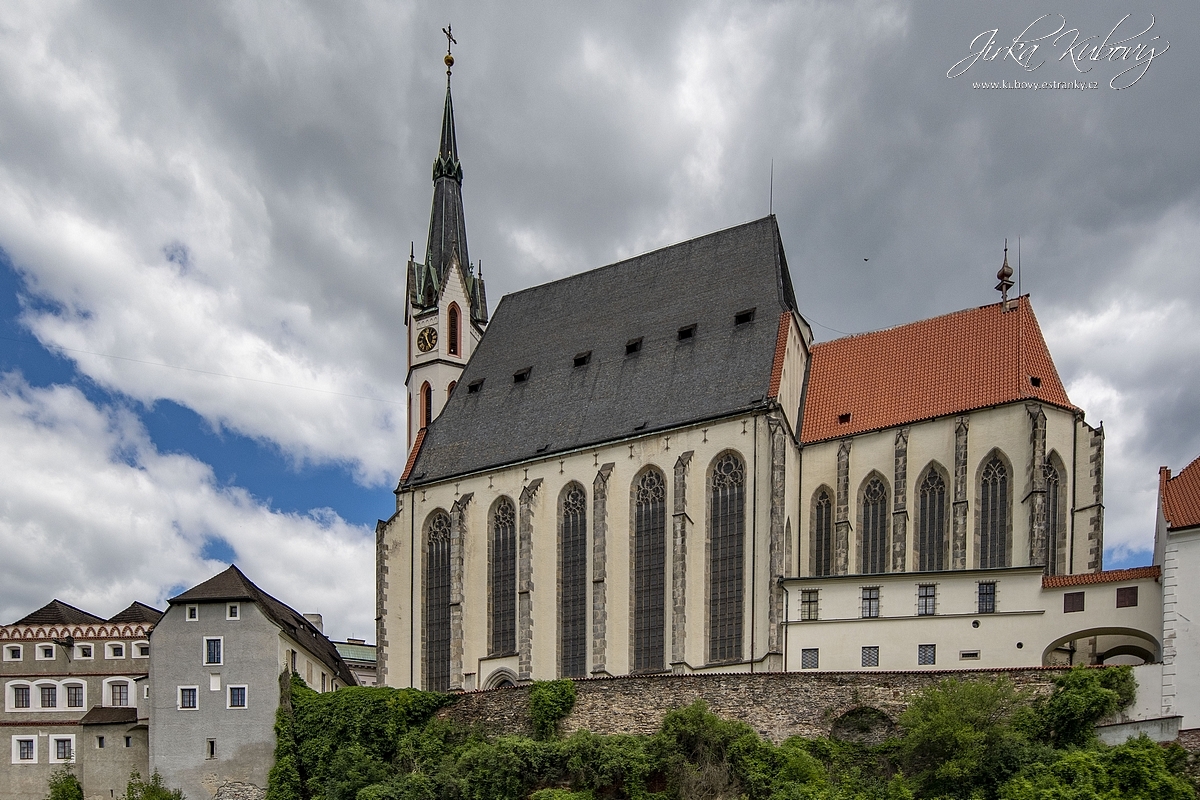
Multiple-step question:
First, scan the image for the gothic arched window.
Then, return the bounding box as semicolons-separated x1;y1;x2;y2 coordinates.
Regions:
559;484;588;678
421;382;433;427
1045;461;1061;574
490;499;516;655
633;469;666;672
860;478;888;575
980;457;1009;568
448;303;461;356
918;469;947;572
424;512;451;691
709;453;745;663
813;490;833;577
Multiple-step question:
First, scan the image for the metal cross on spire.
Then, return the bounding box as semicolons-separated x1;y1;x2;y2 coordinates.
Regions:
442;24;456;77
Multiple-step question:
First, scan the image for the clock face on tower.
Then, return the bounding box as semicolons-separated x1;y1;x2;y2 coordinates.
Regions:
416;326;438;353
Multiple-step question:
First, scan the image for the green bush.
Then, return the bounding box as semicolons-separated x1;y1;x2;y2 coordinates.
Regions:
45;770;82;800
121;771;185;800
1024;666;1135;748
530;680;577;740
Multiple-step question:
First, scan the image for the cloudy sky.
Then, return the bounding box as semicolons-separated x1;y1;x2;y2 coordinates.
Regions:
1;1;1196;639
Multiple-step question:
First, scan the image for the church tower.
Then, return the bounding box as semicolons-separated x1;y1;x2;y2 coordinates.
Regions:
406;31;488;449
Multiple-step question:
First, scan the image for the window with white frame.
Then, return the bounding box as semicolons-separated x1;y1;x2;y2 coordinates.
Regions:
109;681;129;707
36;644;55;661
3;644;21;661
800;648;819;669
39;685;57;709
65;684;85;708
178;687;198;710
227;603;240;620
10;683;31;709
107;643;125;659
133;641;150;659
12;735;37;764
228;685;247;709
49;735;75;764
204;637;223;665
186;604;199;621
74;643;94;660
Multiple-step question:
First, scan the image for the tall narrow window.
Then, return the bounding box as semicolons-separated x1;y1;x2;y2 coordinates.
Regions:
424;512;452;691
709;453;746;662
980;457;1009;568
421;382;433;427
448;304;460;356
1044;462;1061;574
918;470;947;571
559;485;588;678
860;478;888;575
490;499;517;655
813;490;833;576
110;683;128;707
633;469;666;672
917;584;937;616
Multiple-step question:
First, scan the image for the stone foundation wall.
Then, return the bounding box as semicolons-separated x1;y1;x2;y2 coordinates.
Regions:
436;668;1066;743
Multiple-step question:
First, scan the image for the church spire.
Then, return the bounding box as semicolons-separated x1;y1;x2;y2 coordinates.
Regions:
423;27;469;304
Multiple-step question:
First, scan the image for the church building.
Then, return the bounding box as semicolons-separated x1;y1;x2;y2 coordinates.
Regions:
376;51;1114;691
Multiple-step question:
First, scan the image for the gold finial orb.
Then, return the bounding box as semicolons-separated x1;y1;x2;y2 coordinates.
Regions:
444;53;454;68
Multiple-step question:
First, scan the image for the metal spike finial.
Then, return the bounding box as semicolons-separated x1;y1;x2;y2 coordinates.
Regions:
996;238;1015;311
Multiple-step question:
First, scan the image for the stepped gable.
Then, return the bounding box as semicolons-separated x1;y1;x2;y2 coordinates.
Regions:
108;601;164;625
403;216;799;486
170;565;355;686
801;296;1074;444
9;599;105;627
1162;455;1200;531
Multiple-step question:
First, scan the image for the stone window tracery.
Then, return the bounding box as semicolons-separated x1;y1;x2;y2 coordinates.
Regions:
424;512;451;691
633;469;666;672
980;457;1009;568
918;470;947;572
490;499;516;655
709;453;745;663
860;478;888;575
813;490;832;577
559;485;588;678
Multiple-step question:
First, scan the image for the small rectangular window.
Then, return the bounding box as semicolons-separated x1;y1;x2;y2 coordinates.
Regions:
1030;376;1042;387
838;412;852;425
97;736;105;749
206;739;217;760
75;644;93;659
734;308;756;325
18;738;35;761
978;582;996;614
467;379;484;394
186;605;198;621
227;604;239;620
108;644;124;658
40;686;57;708
513;367;531;383
229;686;247;708
1064;591;1085;613
801;648;819;669
38;645;55;660
861;587;880;618
54;739;72;762
960;650;981;661
110;683;128;707
138;644;150;657
917;584;937;616
677;324;697;341
179;687;198;710
13;686;30;708
66;686;83;708
1116;586;1138;608
862;646;879;667
800;589;819;621
125;736;132;748
205;637;223;665
625;337;643;355
4;645;20;661
917;644;936;666
573;351;591;367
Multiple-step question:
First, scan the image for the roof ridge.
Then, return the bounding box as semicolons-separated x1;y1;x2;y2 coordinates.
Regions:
811;295;1029;348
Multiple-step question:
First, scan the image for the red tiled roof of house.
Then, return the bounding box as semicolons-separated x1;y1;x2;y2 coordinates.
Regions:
1042;566;1160;589
400;427;427;483
767;312;791;400
1162;455;1200;531
801;297;1075;444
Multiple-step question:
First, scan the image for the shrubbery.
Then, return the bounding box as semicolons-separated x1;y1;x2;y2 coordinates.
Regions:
265;666;1196;800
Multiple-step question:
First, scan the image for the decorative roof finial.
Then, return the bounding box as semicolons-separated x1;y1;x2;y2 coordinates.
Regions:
442;24;456;78
996;238;1015;312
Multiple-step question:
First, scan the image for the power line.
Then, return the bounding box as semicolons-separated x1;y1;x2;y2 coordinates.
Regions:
0;333;405;406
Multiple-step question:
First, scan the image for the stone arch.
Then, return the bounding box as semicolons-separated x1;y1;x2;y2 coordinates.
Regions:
810;484;835;577
856;471;890;575
487;496;518;656
915;462;950;572
630;465;668;673
830;706;897;745
706;450;747;664
974;448;1014;569
482;667;518;689
1099;644;1155;665
1040;626;1161;666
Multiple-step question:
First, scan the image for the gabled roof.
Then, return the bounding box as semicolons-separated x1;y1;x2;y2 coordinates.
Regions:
9;599;106;627
402;216;800;487
801;296;1075;444
1162;456;1200;531
108;601;164;625
1042;566;1159;589
169;565;355;686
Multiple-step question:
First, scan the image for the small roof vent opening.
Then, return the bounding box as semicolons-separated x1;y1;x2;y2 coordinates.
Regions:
573;351;592;367
467;379;484;394
1029;376;1042;388
677;324;697;341
626;337;643;356
734;308;756;325
838;412;852;424
513;367;531;384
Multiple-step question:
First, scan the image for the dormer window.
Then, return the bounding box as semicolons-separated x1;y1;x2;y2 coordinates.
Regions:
734;308;756;325
513;367;531;384
1029;376;1042;387
838;413;852;424
677;324;697;341
626;338;643;356
467;379;484;394
573;351;591;367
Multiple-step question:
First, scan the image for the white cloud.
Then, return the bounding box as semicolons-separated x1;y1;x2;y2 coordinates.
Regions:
0;373;374;639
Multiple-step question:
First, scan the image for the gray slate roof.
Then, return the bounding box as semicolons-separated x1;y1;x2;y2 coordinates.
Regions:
9;599;106;627
403;216;799;487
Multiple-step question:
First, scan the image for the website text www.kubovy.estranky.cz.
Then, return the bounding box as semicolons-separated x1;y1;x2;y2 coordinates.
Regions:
972;79;1100;90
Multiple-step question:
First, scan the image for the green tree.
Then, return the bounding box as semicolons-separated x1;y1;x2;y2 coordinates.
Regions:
45;769;83;800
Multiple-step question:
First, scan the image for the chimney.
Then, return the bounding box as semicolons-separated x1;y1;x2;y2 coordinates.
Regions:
303;613;323;633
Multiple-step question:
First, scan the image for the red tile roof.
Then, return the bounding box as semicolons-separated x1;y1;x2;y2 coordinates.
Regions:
801;297;1075;444
1042;566;1160;589
767;312;790;400
1162;455;1200;531
400;427;427;483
